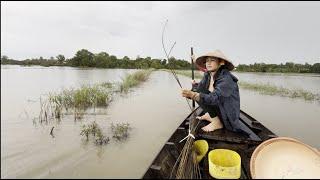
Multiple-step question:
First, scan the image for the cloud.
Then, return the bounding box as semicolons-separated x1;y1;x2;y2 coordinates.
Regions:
1;2;320;64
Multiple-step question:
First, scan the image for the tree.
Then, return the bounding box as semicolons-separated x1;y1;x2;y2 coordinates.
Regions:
94;52;109;68
1;55;10;64
70;49;95;67
1;55;9;61
122;56;130;61
311;63;320;73
150;59;162;69
56;54;65;64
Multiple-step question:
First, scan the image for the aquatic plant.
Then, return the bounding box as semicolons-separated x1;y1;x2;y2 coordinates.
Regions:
94;128;110;145
238;81;320;102
38;69;154;124
80;121;110;145
119;69;153;93
80;124;91;140
111;122;131;140
39;82;114;123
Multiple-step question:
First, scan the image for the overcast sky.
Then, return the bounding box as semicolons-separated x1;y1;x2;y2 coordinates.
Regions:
1;1;320;65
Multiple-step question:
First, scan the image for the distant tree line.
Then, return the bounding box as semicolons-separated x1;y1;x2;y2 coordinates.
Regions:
236;62;320;73
1;50;319;73
0;49;191;70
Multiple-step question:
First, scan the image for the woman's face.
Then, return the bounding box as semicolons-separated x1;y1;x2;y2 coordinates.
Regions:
205;57;220;72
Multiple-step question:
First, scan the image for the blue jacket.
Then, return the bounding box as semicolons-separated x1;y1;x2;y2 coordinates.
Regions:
196;68;244;134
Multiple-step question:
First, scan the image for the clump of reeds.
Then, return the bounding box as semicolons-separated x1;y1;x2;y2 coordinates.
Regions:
80;121;110;145
238;81;320;102
38;69;155;124
71;84;112;109
39;82;114;123
119;69;153;93
99;82;113;89
95;128;110;145
111;122;131;141
39;97;49;124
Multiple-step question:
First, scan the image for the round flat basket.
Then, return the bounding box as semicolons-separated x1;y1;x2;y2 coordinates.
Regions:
250;137;320;179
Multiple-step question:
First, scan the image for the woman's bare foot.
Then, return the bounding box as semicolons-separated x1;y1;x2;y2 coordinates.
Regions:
201;116;223;132
196;112;213;122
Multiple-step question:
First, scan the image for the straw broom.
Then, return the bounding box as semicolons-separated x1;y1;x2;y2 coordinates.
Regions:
170;117;201;179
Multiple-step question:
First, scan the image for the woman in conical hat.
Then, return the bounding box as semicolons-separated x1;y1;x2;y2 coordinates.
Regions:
182;50;246;134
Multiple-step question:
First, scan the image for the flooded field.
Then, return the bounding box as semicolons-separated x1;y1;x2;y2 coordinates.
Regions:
1;65;319;178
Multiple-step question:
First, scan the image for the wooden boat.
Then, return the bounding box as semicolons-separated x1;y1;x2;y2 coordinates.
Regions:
142;107;277;179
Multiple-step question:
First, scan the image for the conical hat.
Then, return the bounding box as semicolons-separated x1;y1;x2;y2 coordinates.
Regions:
195;50;234;71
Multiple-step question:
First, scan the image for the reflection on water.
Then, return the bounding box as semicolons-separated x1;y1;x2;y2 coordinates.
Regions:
1;65;319;178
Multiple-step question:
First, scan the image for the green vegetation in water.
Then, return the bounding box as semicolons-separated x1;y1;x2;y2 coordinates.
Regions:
38;69;153;124
39;82;114;123
119;69;153;93
111;122;131;141
238;81;320;102
80;121;110;145
161;69;203;80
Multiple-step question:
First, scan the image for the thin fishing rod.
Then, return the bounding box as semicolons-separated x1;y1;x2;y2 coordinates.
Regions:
161;20;182;88
161;20;192;111
167;41;184;90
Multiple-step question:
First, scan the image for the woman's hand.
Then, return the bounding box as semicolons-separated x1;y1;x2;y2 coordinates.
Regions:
181;89;200;101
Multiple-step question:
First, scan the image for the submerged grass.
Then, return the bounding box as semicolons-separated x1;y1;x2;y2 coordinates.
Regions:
79;121;132;145
111;122;131;141
238;81;320;102
119;69;154;93
39;82;114;123
35;70;153;147
80;121;110;145
38;70;154;124
166;69;320;102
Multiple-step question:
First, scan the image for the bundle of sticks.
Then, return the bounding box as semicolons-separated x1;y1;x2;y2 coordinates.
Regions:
170;117;201;179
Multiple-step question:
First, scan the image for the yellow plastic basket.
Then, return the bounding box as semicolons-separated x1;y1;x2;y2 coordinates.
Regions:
192;140;209;163
208;149;241;179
